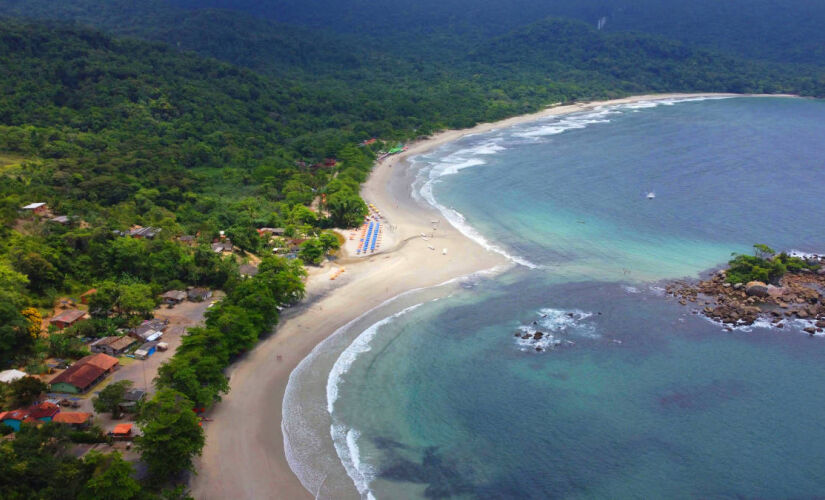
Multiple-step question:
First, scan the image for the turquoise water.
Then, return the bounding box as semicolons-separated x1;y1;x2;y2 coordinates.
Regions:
327;97;825;498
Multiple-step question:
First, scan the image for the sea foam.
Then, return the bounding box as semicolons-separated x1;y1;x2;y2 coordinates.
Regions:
416;139;539;269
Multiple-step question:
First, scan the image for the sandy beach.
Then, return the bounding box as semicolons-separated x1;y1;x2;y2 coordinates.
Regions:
189;92;774;499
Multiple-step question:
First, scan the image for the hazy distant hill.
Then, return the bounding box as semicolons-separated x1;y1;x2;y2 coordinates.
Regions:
0;0;364;76
166;0;825;66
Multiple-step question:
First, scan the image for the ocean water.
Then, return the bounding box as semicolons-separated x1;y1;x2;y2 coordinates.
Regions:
288;97;825;499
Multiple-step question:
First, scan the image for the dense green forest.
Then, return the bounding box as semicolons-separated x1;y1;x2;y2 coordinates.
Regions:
1;0;824;496
167;0;825;66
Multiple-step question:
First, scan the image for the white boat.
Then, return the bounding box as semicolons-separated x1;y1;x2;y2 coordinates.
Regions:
646;192;656;200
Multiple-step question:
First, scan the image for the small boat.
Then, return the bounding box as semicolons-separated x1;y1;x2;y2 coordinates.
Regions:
646;192;656;200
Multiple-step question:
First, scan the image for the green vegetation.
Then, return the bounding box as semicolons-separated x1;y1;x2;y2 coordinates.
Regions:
136;389;205;481
726;244;819;284
7;376;48;408
156;256;305;408
93;380;134;419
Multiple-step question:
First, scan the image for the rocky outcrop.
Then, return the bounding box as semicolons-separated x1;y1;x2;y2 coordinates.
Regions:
667;260;825;331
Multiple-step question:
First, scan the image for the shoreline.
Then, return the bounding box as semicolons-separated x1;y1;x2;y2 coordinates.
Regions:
189;92;792;499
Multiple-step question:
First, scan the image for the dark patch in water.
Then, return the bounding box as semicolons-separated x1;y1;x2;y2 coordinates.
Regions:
372;436;411;451
657;379;747;411
378;446;477;498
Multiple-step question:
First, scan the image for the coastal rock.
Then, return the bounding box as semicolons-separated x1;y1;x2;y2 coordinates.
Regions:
745;281;769;297
533;331;544;340
804;327;816;335
797;310;809;319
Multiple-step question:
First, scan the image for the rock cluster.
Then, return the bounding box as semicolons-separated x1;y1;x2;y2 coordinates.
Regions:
667;264;825;334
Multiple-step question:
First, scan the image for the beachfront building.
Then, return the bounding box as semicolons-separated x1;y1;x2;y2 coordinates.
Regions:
0;402;59;432
49;353;119;394
161;290;187;305
49;309;87;330
89;336;136;357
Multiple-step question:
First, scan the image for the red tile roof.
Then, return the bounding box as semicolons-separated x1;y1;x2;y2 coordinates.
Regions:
28;401;59;419
112;423;132;435
2;409;29;421
50;353;118;391
53;412;92;425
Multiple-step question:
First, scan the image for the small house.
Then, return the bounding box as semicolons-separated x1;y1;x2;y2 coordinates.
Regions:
49;215;71;225
110;423;133;440
89;336;136;357
118;389;146;414
49;353;119;394
129;226;161;239
53;412;92;429
188;288;212;302
258;227;285;237
49;309;87;330
79;288;97;304
239;264;259;278
0;402;59;432
134;341;159;360
178;235;197;245
21;202;48;216
324;158;337;167
161;290;187;305
129;319;167;342
211;241;233;253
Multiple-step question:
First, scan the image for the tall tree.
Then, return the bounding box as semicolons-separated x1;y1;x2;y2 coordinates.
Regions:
92;380;133;419
136;389;204;480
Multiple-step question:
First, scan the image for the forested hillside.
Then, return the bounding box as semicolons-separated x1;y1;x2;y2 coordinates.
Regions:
166;0;825;66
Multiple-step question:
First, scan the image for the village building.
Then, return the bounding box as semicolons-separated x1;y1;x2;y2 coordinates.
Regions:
52;412;93;429
134;341;159;360
110;423;134;440
89;336;136;357
129;226;161;239
188;287;212;302
79;288;97;304
211;240;233;253
119;389;146;414
0;369;27;384
161;290;187;305
239;264;259;278
49;309;87;330
21;202;49;216
49;353;119;394
0;402;59;432
129;319;167;342
178;234;197;246
49;215;71;225
257;227;285;237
